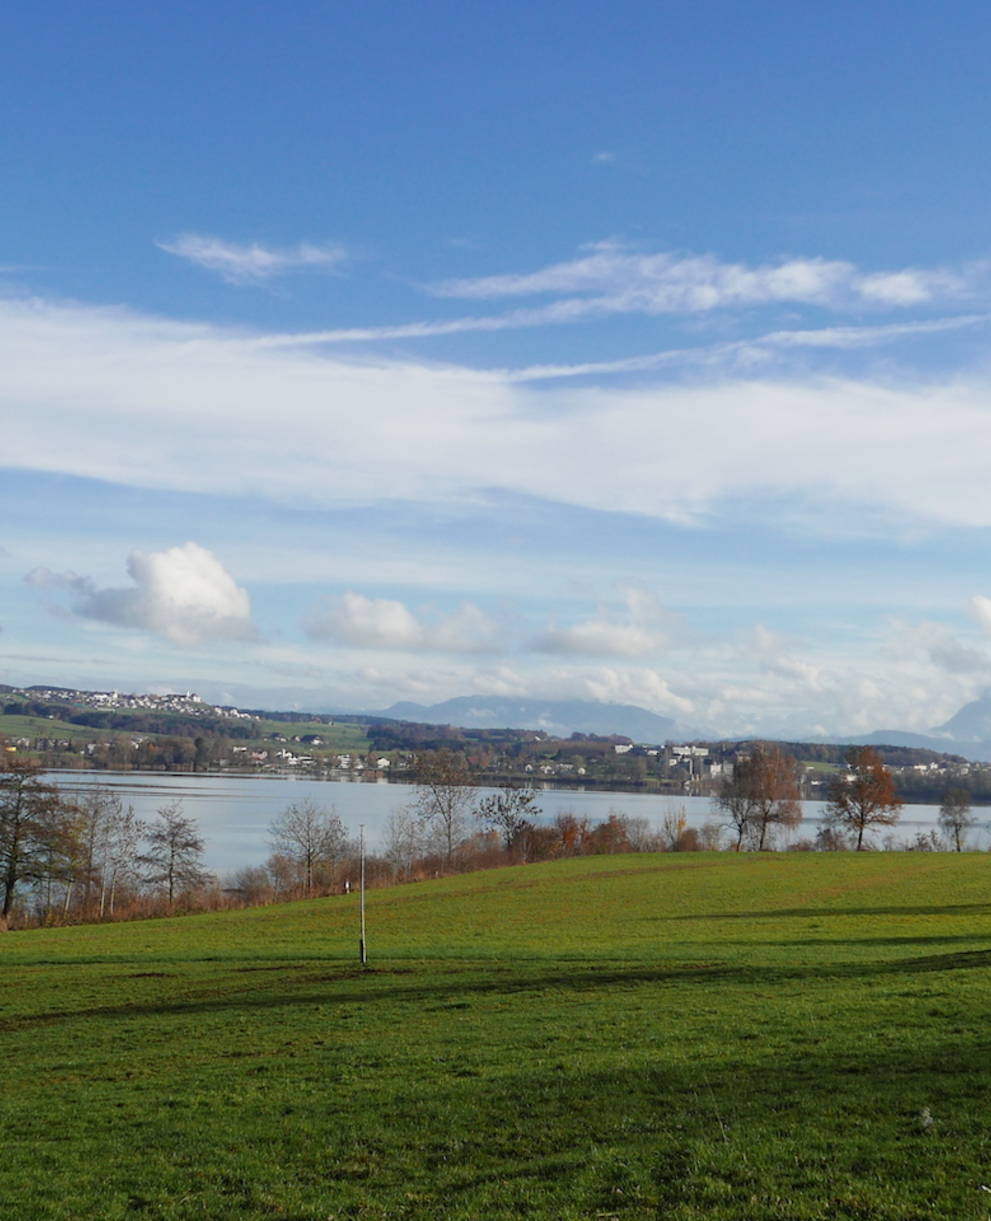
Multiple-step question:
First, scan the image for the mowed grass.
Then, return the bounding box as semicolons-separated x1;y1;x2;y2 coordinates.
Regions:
3;853;991;1220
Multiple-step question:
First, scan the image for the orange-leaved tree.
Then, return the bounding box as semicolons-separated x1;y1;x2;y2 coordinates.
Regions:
826;746;901;850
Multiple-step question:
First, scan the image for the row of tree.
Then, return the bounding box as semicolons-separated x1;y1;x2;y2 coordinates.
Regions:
716;743;978;851
0;759;210;928
3;746;984;929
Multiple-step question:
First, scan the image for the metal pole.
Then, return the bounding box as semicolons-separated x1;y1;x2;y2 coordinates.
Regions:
359;823;367;966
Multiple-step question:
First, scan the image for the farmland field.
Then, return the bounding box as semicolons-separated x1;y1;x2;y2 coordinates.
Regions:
3;853;991;1219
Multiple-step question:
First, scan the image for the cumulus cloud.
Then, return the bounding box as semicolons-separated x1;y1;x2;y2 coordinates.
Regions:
749;625;824;691
26;543;255;646
971;595;991;635
157;233;348;285
532;589;669;657
881;617;991;678
304;593;501;653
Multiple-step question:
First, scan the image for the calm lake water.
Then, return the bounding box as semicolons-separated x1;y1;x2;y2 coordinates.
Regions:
44;771;986;874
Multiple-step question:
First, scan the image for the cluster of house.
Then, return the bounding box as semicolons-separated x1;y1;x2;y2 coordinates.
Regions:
16;686;254;721
230;746;394;771
612;742;728;779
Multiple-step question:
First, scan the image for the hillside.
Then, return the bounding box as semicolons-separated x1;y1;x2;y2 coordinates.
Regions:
3;854;991;1218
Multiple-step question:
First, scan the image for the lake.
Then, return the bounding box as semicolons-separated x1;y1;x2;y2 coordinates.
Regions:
43;771;986;873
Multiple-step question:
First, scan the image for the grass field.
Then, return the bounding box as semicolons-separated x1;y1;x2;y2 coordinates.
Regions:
0;713;112;743
251;717;371;752
0;710;370;751
3;853;991;1219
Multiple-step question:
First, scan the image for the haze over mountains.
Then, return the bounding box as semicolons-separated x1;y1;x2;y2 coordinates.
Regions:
377;697;696;742
376;693;991;761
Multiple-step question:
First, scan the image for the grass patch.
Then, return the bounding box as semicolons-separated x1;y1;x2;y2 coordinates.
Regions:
0;713;112;743
250;717;371;751
4;853;991;1218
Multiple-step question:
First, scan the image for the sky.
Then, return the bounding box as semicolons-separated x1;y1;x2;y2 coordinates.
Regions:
5;0;991;737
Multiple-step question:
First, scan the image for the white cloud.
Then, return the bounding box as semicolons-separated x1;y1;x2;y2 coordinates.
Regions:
748;624;824;691
10;292;991;544
428;602;503;652
26;542;255;646
305;593;423;649
430;244;975;317
533;589;669;657
534;620;661;657
245;250;982;349
157;233;348;285
971;595;991;634
304;592;501;653
501;315;991;383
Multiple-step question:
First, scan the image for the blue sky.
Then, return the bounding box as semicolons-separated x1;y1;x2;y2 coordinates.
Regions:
5;1;991;736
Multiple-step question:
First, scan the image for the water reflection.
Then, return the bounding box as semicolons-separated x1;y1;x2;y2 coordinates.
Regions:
43;771;986;873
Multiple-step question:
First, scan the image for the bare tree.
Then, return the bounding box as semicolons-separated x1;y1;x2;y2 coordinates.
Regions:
0;758;78;928
624;816;657;852
697;820;724;851
139;801;208;905
100;801;145;916
383;808;422;880
658;807;700;851
715;744;801;850
825;747;901;851
269;799;347;896
411;750;476;865
70;788;127;917
747;744;801;850
938;786;975;852
715;762;760;851
476;784;541;854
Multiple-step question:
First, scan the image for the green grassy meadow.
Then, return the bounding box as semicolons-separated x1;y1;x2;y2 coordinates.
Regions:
3;853;991;1219
251;717;371;752
0;713;110;744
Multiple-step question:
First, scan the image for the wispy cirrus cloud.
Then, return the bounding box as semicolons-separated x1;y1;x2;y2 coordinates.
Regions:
157;233;348;285
431;242;976;313
10;292;991;538
247;245;985;351
252;306;989;356
501;314;991;382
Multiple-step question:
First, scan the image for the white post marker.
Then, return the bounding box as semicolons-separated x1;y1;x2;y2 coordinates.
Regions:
359;823;367;966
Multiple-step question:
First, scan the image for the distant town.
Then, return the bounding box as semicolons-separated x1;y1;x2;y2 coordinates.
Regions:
1;680;985;805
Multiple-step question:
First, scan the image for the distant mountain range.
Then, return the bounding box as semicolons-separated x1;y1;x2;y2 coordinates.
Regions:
765;697;991;762
375;692;991;762
935;696;991;743
375;696;696;742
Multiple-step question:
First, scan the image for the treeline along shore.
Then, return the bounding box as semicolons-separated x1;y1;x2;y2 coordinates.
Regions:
1;741;983;931
0;683;984;805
